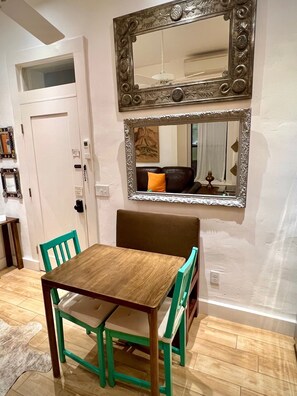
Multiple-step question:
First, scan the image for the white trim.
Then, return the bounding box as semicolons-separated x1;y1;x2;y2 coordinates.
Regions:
199;298;295;337
7;37;98;266
22;257;41;271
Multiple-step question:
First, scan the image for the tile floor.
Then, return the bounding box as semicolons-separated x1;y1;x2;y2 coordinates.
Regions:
0;267;296;396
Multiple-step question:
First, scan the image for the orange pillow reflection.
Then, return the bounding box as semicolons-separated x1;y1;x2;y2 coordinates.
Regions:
147;172;166;192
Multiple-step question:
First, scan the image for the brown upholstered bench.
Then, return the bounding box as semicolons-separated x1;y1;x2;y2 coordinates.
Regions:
116;209;200;340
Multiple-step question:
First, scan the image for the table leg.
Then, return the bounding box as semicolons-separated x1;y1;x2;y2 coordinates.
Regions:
149;309;159;395
2;223;13;267
42;281;60;378
11;221;23;269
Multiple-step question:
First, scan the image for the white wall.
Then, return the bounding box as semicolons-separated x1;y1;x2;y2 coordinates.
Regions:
0;0;296;334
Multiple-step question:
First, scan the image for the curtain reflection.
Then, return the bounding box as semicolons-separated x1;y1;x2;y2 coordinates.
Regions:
194;122;227;182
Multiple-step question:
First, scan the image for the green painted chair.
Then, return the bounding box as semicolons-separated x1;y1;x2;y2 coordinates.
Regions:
105;246;198;395
40;230;117;387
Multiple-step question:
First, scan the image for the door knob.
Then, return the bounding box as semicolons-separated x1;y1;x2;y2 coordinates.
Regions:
74;199;84;213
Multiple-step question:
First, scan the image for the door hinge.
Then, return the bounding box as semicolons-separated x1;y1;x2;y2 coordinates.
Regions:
29;188;32;197
21;124;24;135
36;245;39;254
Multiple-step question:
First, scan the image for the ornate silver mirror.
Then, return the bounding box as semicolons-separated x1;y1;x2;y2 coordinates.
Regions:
124;108;251;207
1;168;22;199
114;0;257;111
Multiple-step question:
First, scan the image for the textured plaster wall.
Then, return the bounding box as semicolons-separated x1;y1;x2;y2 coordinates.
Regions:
0;0;296;326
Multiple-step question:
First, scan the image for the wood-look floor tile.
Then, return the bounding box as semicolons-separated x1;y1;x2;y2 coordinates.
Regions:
240;389;265;396
0;314;22;326
0;300;37;323
6;390;21;396
62;363;143;395
194;354;297;396
63;324;98;350
29;330;48;348
30;314;48;332
0;281;43;300
3;268;42;280
204;316;294;349
183;369;240;396
18;298;45;316
190;338;258;371
237;336;296;363
0;288;27;305
191;322;237;349
14;372;78;396
259;355;297;384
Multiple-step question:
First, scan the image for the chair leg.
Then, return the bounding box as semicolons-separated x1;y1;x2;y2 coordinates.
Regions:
179;312;186;366
106;330;116;387
55;310;66;363
163;343;173;396
96;327;106;388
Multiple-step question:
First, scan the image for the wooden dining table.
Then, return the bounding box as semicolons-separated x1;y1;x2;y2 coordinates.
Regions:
41;243;185;395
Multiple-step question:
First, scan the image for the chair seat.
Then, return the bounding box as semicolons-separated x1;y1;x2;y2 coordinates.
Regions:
58;292;117;328
105;297;184;341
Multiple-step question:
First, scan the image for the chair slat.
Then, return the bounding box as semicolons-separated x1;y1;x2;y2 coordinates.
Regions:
59;243;66;262
53;246;61;266
64;241;71;260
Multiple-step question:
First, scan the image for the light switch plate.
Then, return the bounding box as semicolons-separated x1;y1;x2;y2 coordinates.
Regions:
95;184;109;197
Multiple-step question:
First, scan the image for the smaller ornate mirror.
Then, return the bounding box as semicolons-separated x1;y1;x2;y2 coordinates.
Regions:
1;168;22;198
0;127;16;159
124;108;251;207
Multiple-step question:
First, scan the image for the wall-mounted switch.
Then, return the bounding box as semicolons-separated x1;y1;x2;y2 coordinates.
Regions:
95;184;110;197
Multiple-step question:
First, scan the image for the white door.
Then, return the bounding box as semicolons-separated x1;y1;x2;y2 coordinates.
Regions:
21;97;88;268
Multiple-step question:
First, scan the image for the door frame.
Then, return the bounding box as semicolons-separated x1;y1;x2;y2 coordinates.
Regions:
7;37;98;268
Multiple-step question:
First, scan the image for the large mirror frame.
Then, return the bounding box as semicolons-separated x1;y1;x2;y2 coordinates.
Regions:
124;108;251;207
114;0;257;111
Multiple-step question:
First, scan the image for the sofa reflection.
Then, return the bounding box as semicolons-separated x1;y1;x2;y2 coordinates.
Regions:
136;166;201;194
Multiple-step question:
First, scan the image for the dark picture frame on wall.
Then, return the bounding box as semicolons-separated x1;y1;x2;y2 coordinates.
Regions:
1;168;22;199
0;127;16;159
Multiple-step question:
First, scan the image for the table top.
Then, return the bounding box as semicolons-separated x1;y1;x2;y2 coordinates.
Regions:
41;244;185;312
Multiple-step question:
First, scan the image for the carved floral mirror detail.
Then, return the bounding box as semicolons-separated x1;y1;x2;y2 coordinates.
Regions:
124;108;251;207
114;0;257;111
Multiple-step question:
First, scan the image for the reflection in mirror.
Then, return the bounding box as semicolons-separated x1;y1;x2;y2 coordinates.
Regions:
113;0;257;111
0;127;16;159
133;16;229;88
1;168;22;199
124;109;251;207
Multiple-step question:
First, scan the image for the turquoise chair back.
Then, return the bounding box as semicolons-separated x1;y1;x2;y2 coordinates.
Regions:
40;230;81;305
163;247;198;339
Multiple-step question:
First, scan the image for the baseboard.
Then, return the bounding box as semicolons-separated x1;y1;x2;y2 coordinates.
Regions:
22;257;41;271
199;298;295;337
0;256;41;272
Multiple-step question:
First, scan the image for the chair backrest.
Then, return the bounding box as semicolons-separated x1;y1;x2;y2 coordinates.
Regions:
163;247;198;339
116;209;199;259
39;230;81;304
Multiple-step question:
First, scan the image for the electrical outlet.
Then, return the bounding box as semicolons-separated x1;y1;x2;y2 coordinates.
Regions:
95;184;110;197
210;270;220;285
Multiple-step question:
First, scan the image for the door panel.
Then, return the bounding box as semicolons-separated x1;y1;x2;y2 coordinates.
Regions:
21;97;88;269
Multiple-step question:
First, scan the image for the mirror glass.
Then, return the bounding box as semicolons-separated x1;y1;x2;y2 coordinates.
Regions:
124;109;251;207
134;121;239;196
133;16;229;88
113;0;257;111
